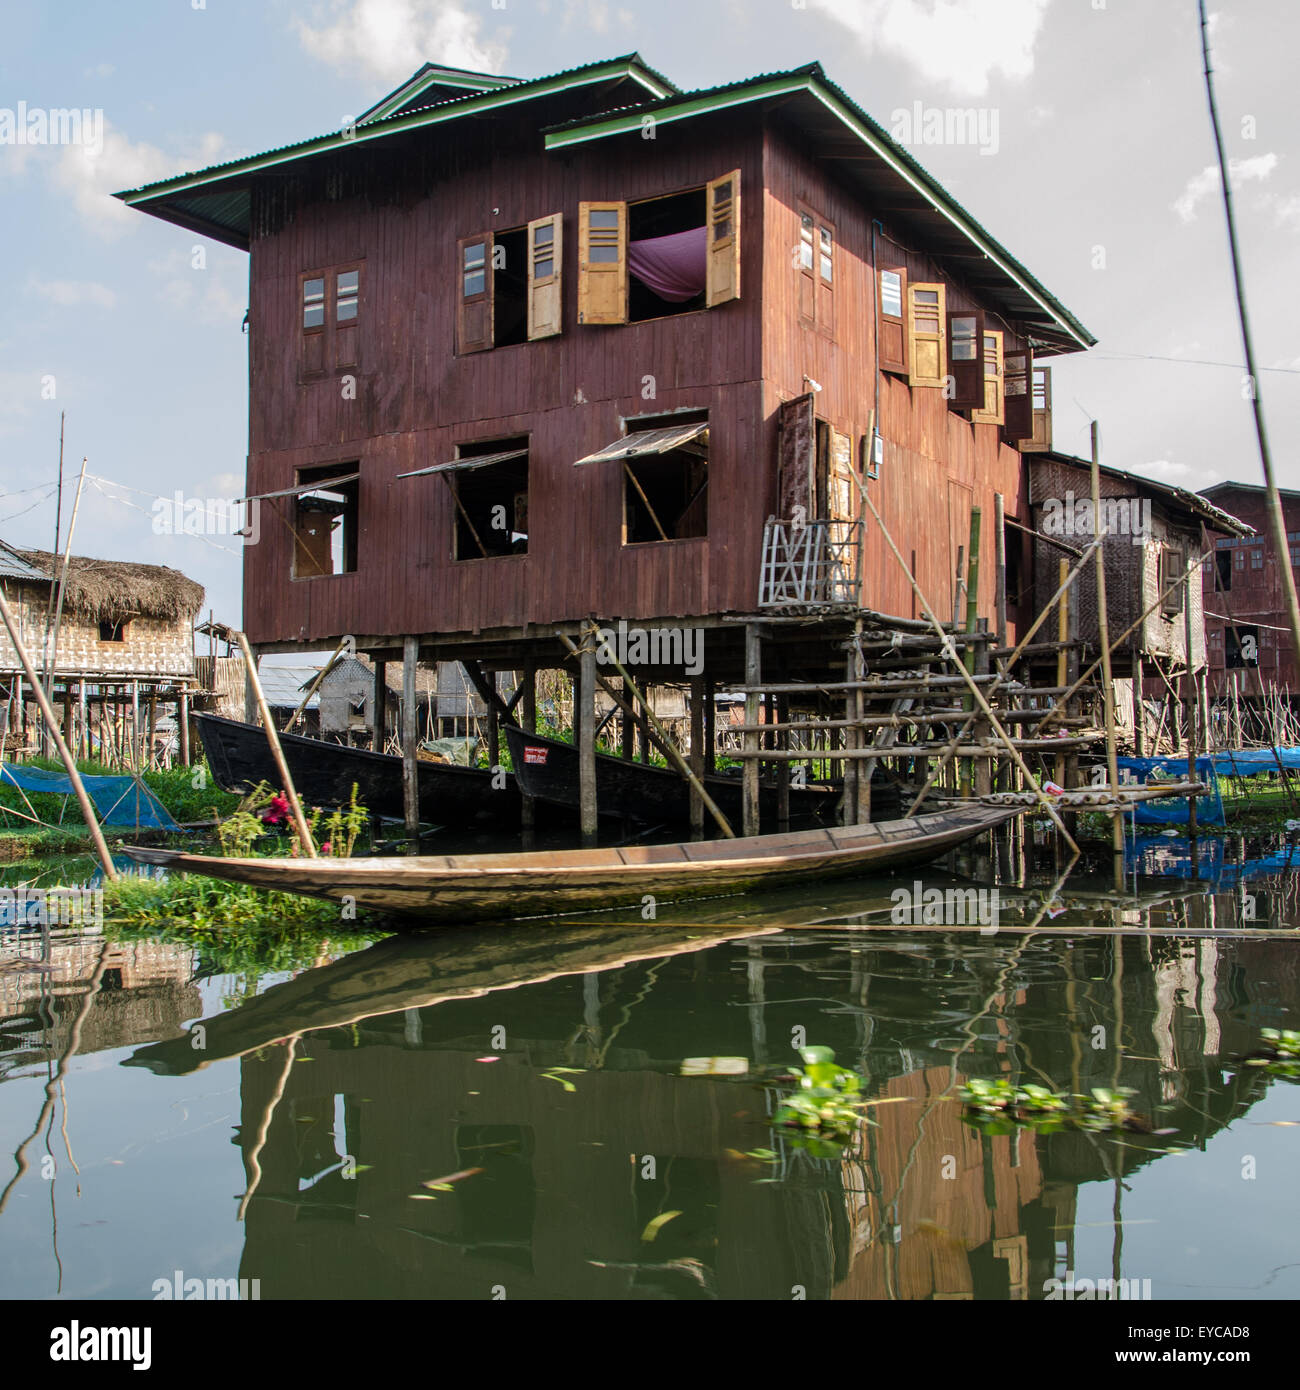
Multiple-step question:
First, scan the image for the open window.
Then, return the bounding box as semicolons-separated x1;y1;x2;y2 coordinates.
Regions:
575;413;708;544
578;172;741;327
291;465;359;578
971;329;1004;425
98;619;129;643
448;438;529;560
457;216;564;351
907;282;947;388
1021;366;1053;450
878;267;908;375
1215;542;1233;592
946;309;984;407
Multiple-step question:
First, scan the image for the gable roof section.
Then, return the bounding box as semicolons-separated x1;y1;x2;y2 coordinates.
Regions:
357;63;522;123
1028;452;1253;536
115;53;678;250
1200;480;1300;504
543;62;1094;355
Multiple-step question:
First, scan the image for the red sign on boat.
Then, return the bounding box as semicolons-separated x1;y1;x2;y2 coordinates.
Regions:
522;746;548;765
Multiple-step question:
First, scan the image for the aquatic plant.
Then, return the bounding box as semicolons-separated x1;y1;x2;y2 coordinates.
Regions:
1243;1027;1300;1080
770;1045;874;1155
959;1079;1139;1133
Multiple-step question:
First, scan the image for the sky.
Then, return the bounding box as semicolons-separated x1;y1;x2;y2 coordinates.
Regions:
1;0;1297;630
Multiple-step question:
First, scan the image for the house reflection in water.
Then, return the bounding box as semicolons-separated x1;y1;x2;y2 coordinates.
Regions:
194;923;1290;1300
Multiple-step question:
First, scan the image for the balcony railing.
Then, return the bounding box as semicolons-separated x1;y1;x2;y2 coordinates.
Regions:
758;517;862;610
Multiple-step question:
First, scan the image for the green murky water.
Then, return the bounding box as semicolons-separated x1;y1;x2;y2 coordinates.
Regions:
1;832;1298;1301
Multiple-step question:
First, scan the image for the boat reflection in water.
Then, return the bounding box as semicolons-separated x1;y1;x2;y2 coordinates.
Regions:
118;864;1300;1301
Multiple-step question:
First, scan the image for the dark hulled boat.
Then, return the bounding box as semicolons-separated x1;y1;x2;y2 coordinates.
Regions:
504;724;848;830
196;711;520;829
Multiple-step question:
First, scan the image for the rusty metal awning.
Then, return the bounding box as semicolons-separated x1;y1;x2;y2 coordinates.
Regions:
242;472;359;503
574;422;708;466
397;449;528;479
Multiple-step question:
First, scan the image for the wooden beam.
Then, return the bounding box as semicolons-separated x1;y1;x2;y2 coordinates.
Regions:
402;635;419;846
743;624;761;838
579;639;597;847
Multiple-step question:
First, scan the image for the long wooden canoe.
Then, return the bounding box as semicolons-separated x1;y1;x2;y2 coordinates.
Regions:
123;803;1019;922
197;711;521;829
503;724;850;829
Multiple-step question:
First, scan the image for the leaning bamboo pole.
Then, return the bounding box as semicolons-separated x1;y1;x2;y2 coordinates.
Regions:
559;629;736;838
1088;423;1124;884
0;585;117;877
853;482;1079;853
233;630;317;857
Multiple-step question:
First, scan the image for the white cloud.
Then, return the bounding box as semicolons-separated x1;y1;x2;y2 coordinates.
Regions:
145;248;246;326
808;0;1052;98
84;62;115;78
1172;152;1278;223
1135;459;1194;482
1269;193;1300;231
27;275;118;309
294;0;510;83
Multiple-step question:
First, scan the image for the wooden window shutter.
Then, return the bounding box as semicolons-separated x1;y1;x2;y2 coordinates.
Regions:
972;329;1004;424
946;309;983;406
907;282;946;388
527;213;563;340
1003;346;1032;443
1022;366;1053;451
777;393;816;521
797;210;816;325
577;201;627;325
877;267;908;374
828;426;855;522
706;169;741;307
457;234;493;354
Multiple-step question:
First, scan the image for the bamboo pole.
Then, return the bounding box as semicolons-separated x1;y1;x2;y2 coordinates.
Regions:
0;586;117;878
402;635;419;846
853;483;1079;852
1089;422;1124;886
233;630;317;857
286;636;349;732
42;456;89;709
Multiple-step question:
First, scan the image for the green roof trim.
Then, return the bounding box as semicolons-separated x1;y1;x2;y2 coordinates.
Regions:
115;54;676;215
543;66;1094;352
359;64;521;124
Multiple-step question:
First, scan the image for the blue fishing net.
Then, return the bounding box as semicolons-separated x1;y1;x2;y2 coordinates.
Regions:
0;762;183;830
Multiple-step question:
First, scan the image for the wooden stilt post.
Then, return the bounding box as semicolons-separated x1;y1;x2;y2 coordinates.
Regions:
994;492;1007;652
0;589;117;877
235;631;316;857
372;659;387;750
843;629;859;826
703;675;716;774
402;636;419;848
521;661;537;834
620;678;634;759
637;684;651;765
776;691;791;829
130;680;140;771
743;624;762;838
579;637;597;847
179;687;190;765
689;673;705;839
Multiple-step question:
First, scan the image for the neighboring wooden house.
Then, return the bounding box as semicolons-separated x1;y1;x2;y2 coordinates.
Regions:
120;54;1110;826
1198;481;1300;698
0;539;203;761
1025;455;1251;679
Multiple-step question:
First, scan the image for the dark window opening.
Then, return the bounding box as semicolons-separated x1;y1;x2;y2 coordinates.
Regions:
293;464;358;578
623;412;708;543
1004;522;1025;606
1226;624;1259;668
453;437;529;561
493;226;528;347
98;619;129;643
628;188;707;323
1215;548;1233;592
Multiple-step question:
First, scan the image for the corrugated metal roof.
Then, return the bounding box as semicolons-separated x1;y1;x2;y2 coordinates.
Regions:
257;662;324;708
115;54;676;249
0;540;51;582
398;449;528;480
1029;452;1254;536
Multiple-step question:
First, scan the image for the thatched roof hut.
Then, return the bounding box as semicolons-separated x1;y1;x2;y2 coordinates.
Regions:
13;550;205;624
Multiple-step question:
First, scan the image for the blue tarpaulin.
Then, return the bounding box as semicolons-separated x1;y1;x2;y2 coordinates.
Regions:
1115;746;1300;826
0;762;183;831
